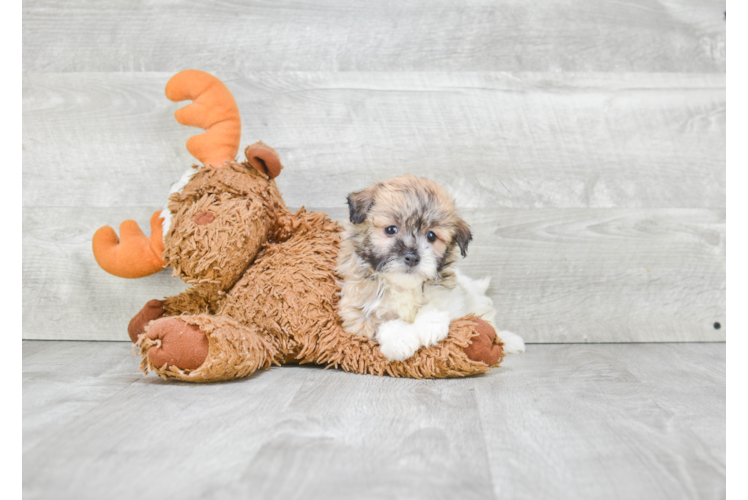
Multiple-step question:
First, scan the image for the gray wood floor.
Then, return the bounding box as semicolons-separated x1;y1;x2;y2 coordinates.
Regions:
22;341;725;500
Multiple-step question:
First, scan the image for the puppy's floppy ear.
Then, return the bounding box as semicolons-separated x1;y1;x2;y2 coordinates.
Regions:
347;186;377;224
453;217;473;257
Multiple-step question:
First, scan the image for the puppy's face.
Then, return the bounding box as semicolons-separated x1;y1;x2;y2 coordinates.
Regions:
345;175;472;286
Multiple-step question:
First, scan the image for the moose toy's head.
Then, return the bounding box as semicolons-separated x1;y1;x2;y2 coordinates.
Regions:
92;70;287;297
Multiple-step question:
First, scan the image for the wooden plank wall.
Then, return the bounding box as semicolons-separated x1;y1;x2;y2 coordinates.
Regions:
22;0;726;342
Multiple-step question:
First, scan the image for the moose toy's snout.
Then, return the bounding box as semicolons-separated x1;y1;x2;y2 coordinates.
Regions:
194;211;215;225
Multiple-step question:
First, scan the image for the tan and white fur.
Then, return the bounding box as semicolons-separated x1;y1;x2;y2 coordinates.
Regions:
336;175;525;361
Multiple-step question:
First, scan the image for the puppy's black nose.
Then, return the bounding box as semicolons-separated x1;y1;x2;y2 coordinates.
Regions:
403;252;420;267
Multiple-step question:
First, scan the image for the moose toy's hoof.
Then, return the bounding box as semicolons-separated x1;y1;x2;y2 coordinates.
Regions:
464;318;504;366
127;299;166;343
145;317;209;371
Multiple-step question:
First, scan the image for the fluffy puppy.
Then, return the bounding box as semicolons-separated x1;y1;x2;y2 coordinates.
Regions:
336;174;525;361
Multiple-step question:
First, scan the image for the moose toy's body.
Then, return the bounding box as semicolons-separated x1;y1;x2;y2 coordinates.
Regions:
92;70;504;382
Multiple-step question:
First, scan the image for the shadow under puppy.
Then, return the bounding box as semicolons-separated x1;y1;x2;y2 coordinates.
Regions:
337;174;525;361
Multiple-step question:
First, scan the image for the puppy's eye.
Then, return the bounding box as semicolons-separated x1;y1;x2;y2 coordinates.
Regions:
385;226;398;236
427;231;437;242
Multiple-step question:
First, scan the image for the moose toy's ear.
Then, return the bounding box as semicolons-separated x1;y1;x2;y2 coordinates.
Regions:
347;186;377;224
245;142;284;179
453;217;473;257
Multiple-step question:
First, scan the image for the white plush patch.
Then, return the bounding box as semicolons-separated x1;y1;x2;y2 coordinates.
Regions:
160;167;197;238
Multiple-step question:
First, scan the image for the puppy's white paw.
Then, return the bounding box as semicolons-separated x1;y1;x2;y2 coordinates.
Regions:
376;319;422;362
414;309;451;347
498;330;526;354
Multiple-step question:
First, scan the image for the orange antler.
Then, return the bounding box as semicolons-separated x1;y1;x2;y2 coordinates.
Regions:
92;211;166;278
165;69;241;168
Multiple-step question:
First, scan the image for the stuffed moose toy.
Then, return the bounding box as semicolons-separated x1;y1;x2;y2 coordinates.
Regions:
91;70;504;382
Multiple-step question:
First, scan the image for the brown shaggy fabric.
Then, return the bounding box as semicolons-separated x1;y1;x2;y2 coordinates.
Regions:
137;159;504;382
138;315;277;382
164;192;266;291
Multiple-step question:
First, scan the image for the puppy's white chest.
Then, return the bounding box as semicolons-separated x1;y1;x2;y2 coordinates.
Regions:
384;286;425;323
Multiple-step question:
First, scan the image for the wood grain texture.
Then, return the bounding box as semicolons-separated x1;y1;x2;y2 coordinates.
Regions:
22;1;726;344
23;341;143;453
23;71;725;209
23;206;187;341
323;206;725;343
23;206;724;342
22;0;726;73
23;341;726;500
23;73;193;208
473;343;725;500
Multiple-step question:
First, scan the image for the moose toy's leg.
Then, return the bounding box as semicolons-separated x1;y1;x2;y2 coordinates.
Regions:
304;315;505;379
134;314;503;381
144;317;209;371
136;315;279;382
463;317;504;366
127;285;227;343
127;299;166;343
395;316;504;376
